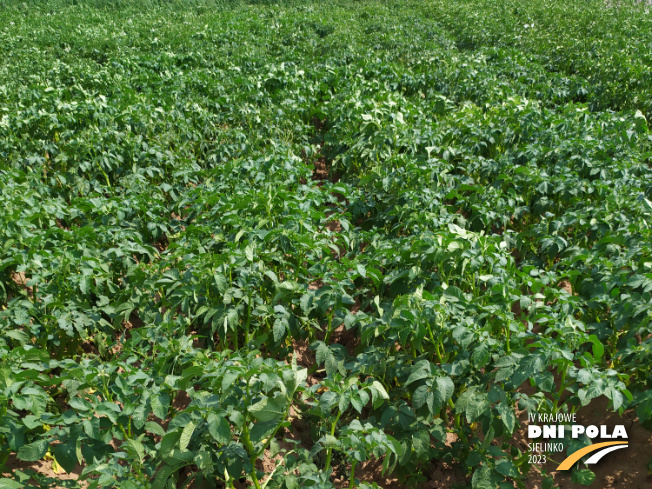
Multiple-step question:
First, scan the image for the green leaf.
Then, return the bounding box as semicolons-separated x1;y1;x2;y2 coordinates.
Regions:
125;439;145;463
0;479;24;489
606;386;625;411
248;396;287;422
152;465;176;489
245;244;255;262
412;385;429;410
208;413;231;444
179;421;196;452
406;369;429;386
495;403;516;433
52;442;78;473
412;430;430;458
163;448;194;465
214;273;228;294
285;475;299;489
17;439;48;462
472;343;490;368
145;421;166;437
435;376;454;402
250;420;277;445
325;353;341;378
588;335;604;360
151;393;170;420
273;317;287;343
222;370;240;392
571;468;596;485
159;430;182;456
471;466;497;489
495;459;518;477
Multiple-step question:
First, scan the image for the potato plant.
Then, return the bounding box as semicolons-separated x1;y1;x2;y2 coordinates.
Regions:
1;0;651;488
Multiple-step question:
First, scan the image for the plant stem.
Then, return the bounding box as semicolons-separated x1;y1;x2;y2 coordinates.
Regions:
242;423;262;489
349;460;357;489
324;411;342;471
324;310;335;344
244;290;253;345
504;323;511;353
250;467;262;489
553;369;568;411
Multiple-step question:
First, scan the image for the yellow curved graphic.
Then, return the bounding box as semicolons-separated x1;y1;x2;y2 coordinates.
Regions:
557;441;628;471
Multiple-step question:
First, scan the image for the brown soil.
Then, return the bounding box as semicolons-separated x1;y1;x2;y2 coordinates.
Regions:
11;271;34;299
333;457;402;488
291;338;316;371
328;323;360;357
308;280;324;290
417;460;467;489
110;310;143;356
326;219;343;233
309;117;340;184
312;155;332;182
55;218;71;231
283;405;314;450
154;233;169;253
557;280;573;296
3;453;88;488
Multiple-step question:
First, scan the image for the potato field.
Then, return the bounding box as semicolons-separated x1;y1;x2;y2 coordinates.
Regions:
1;0;652;488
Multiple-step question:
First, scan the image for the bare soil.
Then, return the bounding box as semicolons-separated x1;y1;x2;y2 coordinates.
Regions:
3;454;88;488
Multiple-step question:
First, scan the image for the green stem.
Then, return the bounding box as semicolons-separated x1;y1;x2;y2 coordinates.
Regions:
426;322;446;364
349;460;357;489
504;323;511;353
324;411;342;471
324;310;335;344
435;341;444;364
242;423;262;489
242;376;262;489
553;369;569;411
244;291;253;346
250;467;262;489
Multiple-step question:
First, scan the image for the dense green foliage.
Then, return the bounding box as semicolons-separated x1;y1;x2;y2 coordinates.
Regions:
1;0;652;487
